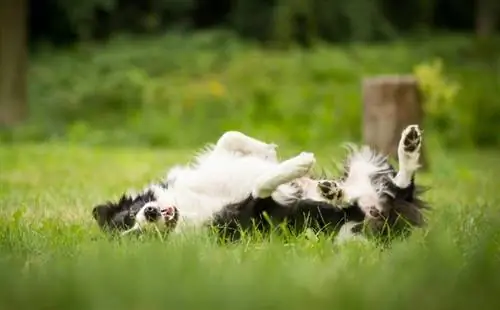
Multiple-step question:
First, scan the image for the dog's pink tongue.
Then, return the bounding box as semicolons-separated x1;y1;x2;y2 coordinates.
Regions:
161;207;174;216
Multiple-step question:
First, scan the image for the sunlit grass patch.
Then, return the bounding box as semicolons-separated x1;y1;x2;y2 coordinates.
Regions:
0;144;499;310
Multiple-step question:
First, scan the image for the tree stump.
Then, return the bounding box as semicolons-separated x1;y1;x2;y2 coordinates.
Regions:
0;0;27;127
476;0;499;39
362;75;427;168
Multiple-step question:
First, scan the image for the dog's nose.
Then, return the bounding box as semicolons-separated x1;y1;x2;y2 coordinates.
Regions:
144;206;160;221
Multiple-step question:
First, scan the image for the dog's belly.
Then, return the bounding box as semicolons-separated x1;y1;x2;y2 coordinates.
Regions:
162;154;281;229
174;154;277;200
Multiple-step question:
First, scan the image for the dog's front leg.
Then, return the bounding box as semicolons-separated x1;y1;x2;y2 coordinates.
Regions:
252;152;316;198
214;131;278;162
393;124;423;188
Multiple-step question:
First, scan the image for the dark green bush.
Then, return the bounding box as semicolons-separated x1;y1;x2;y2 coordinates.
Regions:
33;0;486;46
5;32;499;148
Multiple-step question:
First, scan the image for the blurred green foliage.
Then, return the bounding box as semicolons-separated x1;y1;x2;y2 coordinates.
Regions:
7;32;500;148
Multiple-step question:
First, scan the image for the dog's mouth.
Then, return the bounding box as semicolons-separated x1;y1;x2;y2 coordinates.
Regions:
160;206;176;221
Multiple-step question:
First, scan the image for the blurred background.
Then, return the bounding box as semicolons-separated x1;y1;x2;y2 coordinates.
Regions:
0;0;499;149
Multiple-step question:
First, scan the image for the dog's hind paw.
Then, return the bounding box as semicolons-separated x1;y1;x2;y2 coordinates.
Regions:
317;180;344;203
397;124;422;175
400;124;422;154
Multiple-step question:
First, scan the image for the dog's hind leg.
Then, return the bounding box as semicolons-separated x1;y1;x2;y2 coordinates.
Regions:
214;131;278;162
393;124;423;188
252;152;316;199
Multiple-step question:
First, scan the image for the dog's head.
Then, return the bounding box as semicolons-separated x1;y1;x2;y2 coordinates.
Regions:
92;184;179;235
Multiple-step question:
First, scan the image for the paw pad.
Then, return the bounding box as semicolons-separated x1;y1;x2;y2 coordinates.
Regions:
318;180;344;202
402;125;422;153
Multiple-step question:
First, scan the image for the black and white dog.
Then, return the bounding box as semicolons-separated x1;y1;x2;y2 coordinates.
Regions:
92;125;428;242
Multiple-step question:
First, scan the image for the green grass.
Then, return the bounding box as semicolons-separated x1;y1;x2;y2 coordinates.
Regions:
1;143;500;309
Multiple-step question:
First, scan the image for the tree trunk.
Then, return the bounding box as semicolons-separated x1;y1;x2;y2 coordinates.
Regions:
476;0;499;38
0;0;28;127
362;75;427;168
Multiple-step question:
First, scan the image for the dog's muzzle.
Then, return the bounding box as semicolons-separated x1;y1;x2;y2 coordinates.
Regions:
161;206;175;220
143;205;176;223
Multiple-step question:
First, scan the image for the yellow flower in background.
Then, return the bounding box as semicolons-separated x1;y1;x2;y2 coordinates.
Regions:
208;80;226;98
413;58;460;115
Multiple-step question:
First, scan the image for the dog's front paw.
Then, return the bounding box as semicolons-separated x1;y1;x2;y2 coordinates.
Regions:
282;152;316;179
317;180;344;203
401;124;422;154
295;152;316;172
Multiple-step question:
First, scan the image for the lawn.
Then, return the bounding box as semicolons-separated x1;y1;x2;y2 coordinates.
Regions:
0;143;499;310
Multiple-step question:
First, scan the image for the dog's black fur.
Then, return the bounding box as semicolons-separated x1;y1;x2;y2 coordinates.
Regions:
210;160;428;242
92;162;427;242
210;196;366;241
92;127;429;241
92;187;365;238
92;182;178;234
360;166;429;240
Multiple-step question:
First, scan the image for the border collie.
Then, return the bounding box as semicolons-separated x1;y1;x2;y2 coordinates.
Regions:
92;125;428;242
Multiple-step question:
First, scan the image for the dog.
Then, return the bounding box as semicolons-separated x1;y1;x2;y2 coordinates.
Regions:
92;125;428;242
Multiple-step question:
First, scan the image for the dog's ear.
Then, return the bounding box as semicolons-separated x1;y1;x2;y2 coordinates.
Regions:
92;194;135;226
92;203;113;226
118;194;134;206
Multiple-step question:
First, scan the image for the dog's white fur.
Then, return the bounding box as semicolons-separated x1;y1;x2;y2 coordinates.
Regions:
123;131;320;235
123;125;423;238
338;125;422;219
394;125;422;188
